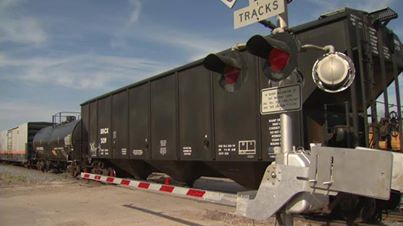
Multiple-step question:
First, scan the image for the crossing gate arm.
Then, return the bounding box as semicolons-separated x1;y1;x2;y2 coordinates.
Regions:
80;173;237;207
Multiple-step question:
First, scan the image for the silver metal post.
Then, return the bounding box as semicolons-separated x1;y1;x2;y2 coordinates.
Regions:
278;5;288;29
280;113;292;155
273;0;288;34
278;0;292;158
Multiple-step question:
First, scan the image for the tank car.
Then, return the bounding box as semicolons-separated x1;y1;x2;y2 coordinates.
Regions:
33;112;83;174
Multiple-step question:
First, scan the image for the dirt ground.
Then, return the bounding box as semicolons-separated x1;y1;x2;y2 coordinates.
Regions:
0;164;283;226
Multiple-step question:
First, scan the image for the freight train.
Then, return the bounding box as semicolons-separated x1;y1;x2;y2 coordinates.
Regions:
1;6;402;224
0;113;82;174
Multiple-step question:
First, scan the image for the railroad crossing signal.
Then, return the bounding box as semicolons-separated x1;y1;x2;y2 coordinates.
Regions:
203;53;244;92
246;32;299;81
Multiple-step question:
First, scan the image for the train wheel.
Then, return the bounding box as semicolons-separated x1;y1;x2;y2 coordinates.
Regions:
107;168;116;177
37;161;45;172
360;198;378;223
45;161;51;172
102;168;109;176
74;165;81;177
70;165;81;177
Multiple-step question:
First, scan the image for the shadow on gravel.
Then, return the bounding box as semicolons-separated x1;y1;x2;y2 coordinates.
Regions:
122;204;205;226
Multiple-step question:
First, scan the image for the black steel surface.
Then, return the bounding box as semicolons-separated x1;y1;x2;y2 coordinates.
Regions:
178;66;213;160
112;91;129;159
97;97;112;158
129;83;150;159
33;120;80;161
150;74;177;160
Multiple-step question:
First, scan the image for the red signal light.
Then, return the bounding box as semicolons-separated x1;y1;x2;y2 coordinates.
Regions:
247;32;299;81
203;52;244;92
223;66;240;84
268;48;290;72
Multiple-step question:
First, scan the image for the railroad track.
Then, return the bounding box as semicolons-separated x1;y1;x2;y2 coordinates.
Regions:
383;211;403;223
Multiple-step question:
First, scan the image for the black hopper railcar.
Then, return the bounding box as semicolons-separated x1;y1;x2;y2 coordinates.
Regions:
77;7;403;222
79;7;403;190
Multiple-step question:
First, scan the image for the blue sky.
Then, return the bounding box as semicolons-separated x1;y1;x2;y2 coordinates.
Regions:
0;0;402;130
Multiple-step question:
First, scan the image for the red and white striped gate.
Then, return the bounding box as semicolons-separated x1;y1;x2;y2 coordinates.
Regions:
80;173;237;206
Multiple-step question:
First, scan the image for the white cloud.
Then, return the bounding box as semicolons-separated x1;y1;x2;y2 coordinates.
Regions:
128;0;142;24
111;0;142;48
0;54;170;90
111;0;233;59
353;0;396;12
0;18;47;45
0;98;60;130
0;0;19;8
132;25;233;60
0;0;47;45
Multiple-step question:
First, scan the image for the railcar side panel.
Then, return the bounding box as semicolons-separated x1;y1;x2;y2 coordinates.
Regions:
213;52;260;161
97;97;112;158
150;75;177;160
112;92;129;159
81;104;90;158
89;101;98;157
178;66;213;160
129;83;150;160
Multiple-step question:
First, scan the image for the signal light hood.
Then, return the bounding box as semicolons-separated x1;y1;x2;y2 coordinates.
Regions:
203;52;245;92
203;54;240;74
247;35;290;59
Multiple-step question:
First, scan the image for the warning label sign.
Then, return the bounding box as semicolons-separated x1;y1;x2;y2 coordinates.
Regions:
261;84;301;114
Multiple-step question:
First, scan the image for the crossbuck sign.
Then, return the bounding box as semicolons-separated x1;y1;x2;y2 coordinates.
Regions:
234;0;285;29
220;0;237;8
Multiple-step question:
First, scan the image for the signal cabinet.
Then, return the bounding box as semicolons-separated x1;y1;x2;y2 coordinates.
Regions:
81;8;403;162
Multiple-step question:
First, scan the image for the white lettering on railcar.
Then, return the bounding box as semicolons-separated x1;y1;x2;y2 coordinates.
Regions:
182;146;192;156
100;137;107;144
160;140;167;156
133;149;143;156
238;140;256;155
100;128;109;135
